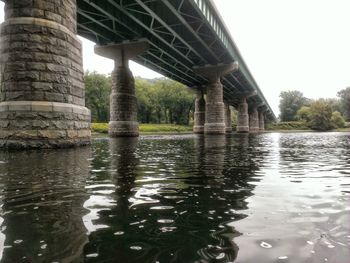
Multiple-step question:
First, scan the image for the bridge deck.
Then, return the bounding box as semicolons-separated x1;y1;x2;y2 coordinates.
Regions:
77;0;276;120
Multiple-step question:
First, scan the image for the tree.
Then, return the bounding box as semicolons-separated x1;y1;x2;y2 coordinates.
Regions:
296;106;311;122
279;90;309;121
135;77;195;125
331;111;346;128
308;100;334;131
337;87;350;121
85;71;111;122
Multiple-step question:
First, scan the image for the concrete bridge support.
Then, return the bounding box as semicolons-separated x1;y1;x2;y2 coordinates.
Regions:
95;40;148;137
259;110;265;131
225;102;232;133
193;90;206;134
237;97;249;133
0;0;91;148
193;63;238;135
249;105;260;132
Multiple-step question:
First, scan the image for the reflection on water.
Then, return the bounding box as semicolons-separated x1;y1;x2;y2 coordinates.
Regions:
0;132;349;263
0;148;91;263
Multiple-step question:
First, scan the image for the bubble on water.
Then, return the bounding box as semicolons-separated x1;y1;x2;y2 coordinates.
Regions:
216;253;225;259
278;256;288;260
86;253;98;258
260;241;272;248
150;206;174;210
157;219;174;224
40;244;47;249
160;226;176;232
130;246;142;251
114;231;124;236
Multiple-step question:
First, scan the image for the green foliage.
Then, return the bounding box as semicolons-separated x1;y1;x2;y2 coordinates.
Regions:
307;100;334;131
91;123;109;133
231;109;238;130
295;100;346;130
84;73;195;125
337;87;350;121
91;123;192;134
266;121;309;130
139;124;192;133
136;77;195;125
279;90;309;121
296;106;311;121
324;98;342;113
84;71;111;122
331;111;346;128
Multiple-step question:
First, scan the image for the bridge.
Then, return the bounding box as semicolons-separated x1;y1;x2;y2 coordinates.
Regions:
0;0;276;148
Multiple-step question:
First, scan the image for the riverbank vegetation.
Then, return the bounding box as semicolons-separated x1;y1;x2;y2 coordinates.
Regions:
85;71;350;133
278;89;350;131
85;71;195;125
91;123;192;134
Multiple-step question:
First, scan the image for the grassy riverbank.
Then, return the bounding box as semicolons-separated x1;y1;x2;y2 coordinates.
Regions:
92;123;192;134
266;121;350;132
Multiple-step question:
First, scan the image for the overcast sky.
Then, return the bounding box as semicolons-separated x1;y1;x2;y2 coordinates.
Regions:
1;1;350;115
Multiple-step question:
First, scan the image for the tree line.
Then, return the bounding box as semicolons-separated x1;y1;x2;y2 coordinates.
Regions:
84;71;195;125
279;89;350;130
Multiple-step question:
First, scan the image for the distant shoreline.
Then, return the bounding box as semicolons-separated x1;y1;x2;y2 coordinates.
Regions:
91;123;350;135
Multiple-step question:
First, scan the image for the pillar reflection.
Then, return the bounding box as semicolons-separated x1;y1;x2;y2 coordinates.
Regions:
0;147;91;263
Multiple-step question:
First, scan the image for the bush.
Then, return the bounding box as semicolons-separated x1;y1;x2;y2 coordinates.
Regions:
308;101;334;131
91;123;108;133
331;111;346;128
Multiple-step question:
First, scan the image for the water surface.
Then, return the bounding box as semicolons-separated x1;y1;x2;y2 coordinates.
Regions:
0;132;349;263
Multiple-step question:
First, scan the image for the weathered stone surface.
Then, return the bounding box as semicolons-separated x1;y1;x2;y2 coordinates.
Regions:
249;105;259;132
193;90;205;134
193;64;238;135
237;98;249;133
0;0;91;149
224;102;232;133
108;66;139;137
204;81;226;135
259;110;265;131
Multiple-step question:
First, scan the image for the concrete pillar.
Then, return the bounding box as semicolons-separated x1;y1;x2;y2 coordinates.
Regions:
237;97;249;133
95;40;148;137
193;89;206;133
249;104;259;132
259;110;265;131
224;102;232;133
193;63;238;135
0;0;91;148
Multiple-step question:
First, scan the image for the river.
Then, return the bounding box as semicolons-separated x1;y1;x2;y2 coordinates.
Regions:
0;132;349;263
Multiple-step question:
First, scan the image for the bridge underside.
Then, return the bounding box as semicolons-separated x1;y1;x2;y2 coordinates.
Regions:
0;0;275;148
76;0;275;120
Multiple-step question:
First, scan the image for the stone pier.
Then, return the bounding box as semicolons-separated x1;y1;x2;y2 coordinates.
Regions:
0;0;91;148
193;63;238;135
249;104;259;132
95;40;149;137
224;102;232;133
237;97;249;133
193;89;206;134
259;109;265;131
